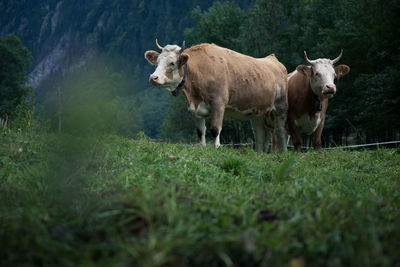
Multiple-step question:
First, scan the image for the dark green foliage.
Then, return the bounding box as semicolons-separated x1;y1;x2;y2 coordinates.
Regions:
158;94;195;141
0;35;32;118
137;89;171;138
242;0;288;57
185;1;246;50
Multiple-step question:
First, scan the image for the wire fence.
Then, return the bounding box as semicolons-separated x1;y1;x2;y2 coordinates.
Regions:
320;140;400;150
149;138;400;151
224;140;400;150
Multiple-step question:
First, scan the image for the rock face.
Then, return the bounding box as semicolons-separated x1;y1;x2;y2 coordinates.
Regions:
0;1;96;88
28;32;93;88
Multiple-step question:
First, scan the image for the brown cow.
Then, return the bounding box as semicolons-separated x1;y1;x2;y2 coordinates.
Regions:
287;50;350;151
145;40;288;152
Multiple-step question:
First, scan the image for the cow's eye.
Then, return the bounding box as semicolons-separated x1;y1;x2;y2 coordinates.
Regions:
170;62;175;66
315;72;320;77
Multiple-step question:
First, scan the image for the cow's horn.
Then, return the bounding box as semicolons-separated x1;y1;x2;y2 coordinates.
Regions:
332;49;343;64
180;41;185;53
304;51;314;65
155;39;163;51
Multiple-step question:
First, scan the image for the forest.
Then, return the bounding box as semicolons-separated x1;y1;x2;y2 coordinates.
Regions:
1;0;399;146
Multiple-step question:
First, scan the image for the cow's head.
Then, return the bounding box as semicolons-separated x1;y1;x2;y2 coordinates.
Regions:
296;50;350;99
144;39;189;93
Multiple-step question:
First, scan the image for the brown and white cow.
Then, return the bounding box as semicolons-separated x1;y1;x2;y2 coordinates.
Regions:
145;40;288;152
287;50;350;151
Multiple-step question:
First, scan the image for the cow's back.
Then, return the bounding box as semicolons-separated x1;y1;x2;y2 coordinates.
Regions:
185;44;287;114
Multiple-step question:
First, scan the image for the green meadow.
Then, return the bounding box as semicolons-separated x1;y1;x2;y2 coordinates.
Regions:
1;126;399;266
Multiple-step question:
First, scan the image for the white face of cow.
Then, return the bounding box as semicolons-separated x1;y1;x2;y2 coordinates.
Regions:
296;51;350;100
144;41;188;92
309;59;337;98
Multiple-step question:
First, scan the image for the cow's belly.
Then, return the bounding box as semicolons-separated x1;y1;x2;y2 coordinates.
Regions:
225;106;263;120
294;112;321;135
188;101;266;120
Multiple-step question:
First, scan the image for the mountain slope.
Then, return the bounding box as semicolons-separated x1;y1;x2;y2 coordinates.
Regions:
1;0;234;89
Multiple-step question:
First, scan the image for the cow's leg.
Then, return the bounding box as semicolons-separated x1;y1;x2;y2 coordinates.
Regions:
288;117;302;152
312;117;325;151
271;131;288;152
273;114;288;152
195;117;206;146
265;128;273;153
271;133;277;152
271;82;288;152
210;104;225;148
250;117;266;153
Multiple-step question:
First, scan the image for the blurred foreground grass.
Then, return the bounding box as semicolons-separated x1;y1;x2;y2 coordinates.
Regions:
1;126;399;266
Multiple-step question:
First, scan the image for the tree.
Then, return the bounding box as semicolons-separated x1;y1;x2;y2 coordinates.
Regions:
242;0;288;58
0;35;33;118
158;95;195;142
138;89;171;138
185;1;246;50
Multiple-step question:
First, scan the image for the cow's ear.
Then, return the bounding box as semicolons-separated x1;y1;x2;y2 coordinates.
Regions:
335;64;350;79
144;50;159;65
179;53;189;67
296;65;312;77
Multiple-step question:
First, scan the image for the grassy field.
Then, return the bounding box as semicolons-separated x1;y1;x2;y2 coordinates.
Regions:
1;127;399;267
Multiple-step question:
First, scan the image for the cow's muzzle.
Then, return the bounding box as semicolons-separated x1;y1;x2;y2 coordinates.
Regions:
149;74;161;86
323;84;336;97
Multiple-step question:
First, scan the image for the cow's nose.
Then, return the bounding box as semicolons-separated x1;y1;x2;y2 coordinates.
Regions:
150;74;158;81
326;84;336;90
326;84;336;93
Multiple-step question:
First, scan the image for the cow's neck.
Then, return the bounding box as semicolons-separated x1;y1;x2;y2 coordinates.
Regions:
308;82;322;112
172;64;187;96
181;64;205;110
